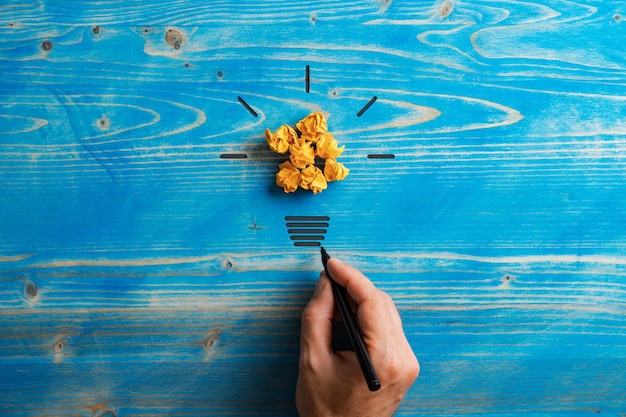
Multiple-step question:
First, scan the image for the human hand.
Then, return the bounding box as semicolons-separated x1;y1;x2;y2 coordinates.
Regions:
296;257;419;417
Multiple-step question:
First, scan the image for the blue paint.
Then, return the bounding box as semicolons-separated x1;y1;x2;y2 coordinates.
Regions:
2;0;626;415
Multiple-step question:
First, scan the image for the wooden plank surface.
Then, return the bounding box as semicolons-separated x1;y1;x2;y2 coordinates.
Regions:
1;0;626;415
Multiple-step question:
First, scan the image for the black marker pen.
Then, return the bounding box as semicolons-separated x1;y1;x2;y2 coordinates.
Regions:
321;246;381;391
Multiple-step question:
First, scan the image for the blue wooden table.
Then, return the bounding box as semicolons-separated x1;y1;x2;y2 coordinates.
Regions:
1;1;625;416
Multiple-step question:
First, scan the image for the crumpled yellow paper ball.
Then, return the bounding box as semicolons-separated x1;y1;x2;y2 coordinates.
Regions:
289;138;316;169
296;111;328;142
265;125;297;154
316;132;345;160
323;158;350;182
275;160;300;193
299;165;328;194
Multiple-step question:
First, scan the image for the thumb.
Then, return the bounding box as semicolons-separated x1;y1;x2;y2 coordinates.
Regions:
300;273;334;359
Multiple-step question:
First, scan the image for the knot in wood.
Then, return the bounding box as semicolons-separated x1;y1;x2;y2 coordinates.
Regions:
24;281;38;299
440;1;453;18
202;328;221;351
54;339;67;353
165;28;183;50
97;116;110;130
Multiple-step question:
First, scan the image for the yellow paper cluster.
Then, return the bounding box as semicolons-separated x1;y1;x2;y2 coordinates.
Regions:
265;112;349;194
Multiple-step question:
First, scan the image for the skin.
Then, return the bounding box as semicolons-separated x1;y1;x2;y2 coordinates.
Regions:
296;257;420;417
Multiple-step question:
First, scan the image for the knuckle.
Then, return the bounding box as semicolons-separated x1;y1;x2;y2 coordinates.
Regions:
299;350;318;373
381;352;420;384
300;305;316;327
374;289;395;308
408;355;421;381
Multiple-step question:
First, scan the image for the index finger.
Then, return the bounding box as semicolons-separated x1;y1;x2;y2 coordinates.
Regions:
326;257;378;306
300;273;335;358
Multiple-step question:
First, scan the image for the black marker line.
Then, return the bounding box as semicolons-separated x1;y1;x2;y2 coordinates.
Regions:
357;96;377;117
285;222;329;228
367;154;395;159
237;96;258;117
305;65;310;93
288;229;327;234
291;235;325;241
285;216;330;221
294;241;321;247
220;153;248;159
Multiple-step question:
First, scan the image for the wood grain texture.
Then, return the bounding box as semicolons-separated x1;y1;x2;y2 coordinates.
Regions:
1;0;626;416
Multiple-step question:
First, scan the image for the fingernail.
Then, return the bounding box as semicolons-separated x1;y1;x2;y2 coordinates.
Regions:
326;257;344;279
